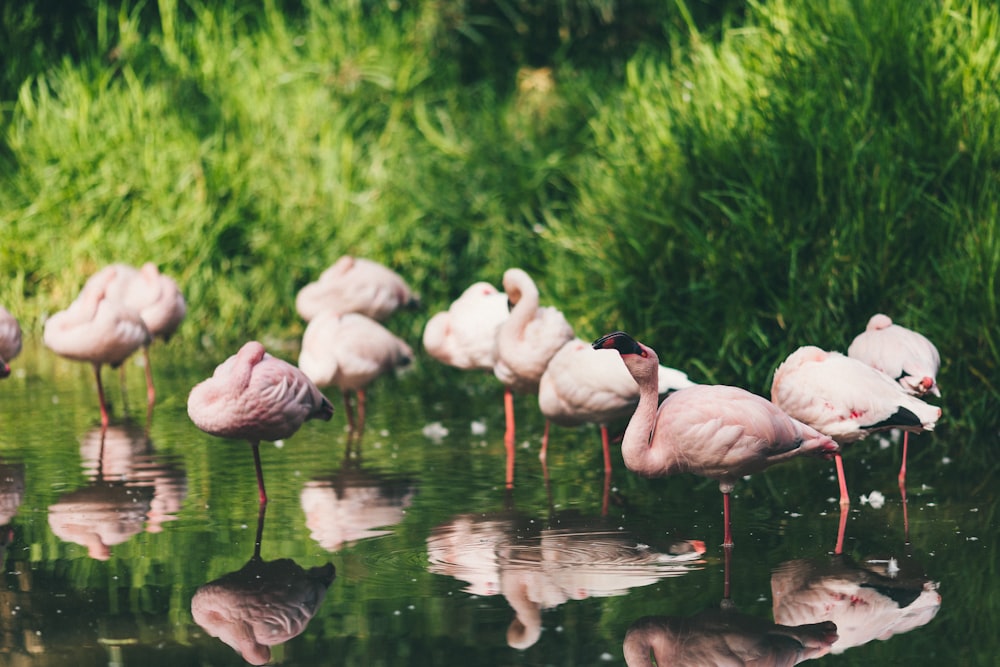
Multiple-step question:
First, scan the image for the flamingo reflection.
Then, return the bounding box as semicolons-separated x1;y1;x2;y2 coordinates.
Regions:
771;551;941;655
0;461;25;569
301;439;418;552
79;420;188;533
624;541;837;666
428;503;705;649
191;505;335;665
48;421;188;559
623;607;838;666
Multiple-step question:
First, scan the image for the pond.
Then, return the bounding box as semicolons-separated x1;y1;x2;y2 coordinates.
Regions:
0;338;993;665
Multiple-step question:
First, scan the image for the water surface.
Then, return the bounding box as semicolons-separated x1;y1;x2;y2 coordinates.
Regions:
0;340;993;665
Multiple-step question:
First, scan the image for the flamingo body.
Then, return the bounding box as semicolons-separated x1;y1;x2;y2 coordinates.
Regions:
770;346;940;444
423;281;509;371
189;341;334;443
296;256;418;322
44;268;151;368
847;314;940;397
0;306;22;378
298;311;412;432
539;338;694;429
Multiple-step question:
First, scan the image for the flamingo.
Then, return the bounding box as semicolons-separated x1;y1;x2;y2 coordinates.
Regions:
593;331;839;547
298;311;413;435
847;314;941;490
43;267;151;429
538;337;695;475
770;345;941;507
422;281;509;371
295;255;419;323
494;268;575;486
83;263;186;406
0;306;22;379
187;341;334;504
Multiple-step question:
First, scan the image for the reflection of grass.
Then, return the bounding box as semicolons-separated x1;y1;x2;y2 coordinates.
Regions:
1;0;997;439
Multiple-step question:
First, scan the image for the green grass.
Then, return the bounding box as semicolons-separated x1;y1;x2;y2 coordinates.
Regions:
1;0;998;440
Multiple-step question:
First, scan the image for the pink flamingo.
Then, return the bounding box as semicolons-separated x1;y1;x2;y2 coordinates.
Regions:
847;314;941;489
43;267;151;429
298;311;413;434
494;268;575;486
770;345;941;508
422;281;509;371
594;331;839;547
0;306;22;379
538;337;694;475
187;341;334;504
296;256;419;323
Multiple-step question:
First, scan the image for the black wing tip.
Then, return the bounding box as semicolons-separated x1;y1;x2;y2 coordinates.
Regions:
863;406;923;431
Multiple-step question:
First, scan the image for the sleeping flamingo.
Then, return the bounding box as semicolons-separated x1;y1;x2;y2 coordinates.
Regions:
296;256;419;323
298;310;413;435
847;314;941;489
770;345;941;507
83;263;186;406
0;306;22;379
187;341;334;504
593;331;839;547
422;281;509;371
43;267;151;429
538;337;694;475
494;268;575;486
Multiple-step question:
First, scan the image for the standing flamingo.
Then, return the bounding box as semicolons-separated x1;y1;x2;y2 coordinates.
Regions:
847;314;941;490
43;267;151;429
538;337;694;475
770;345;941;508
0;306;22;379
494;268;575;486
298;311;413;435
296;256;419;323
422;281;509;371
187;341;334;504
594;331;839;547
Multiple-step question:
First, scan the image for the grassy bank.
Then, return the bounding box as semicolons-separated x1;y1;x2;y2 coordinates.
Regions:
1;0;997;438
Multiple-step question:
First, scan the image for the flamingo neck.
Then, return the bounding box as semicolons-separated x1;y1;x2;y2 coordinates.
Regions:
620;363;662;474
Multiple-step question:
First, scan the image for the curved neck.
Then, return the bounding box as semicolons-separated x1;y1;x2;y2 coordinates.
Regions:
620;368;661;472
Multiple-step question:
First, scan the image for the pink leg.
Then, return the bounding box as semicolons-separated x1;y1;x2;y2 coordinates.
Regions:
341;390;355;433
357;389;367;435
722;491;733;547
94;364;110;430
835;452;850;507
143;345;156;407
834;505;848;555
504;388;515;488
251;440;268;505
539;420;550;464
898;431;909;492
600;425;612;474
601;466;611;517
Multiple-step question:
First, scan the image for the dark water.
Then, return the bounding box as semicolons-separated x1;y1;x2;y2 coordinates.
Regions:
0;340;994;666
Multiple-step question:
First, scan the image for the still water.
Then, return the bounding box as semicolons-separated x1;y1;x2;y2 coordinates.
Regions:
0;339;994;665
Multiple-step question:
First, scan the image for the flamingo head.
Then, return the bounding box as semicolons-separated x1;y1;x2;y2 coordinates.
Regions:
866;313;893;331
592;331;645;357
